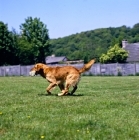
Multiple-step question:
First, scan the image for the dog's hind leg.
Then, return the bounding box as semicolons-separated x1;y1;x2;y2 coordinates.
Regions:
68;75;80;95
58;82;70;96
70;85;78;95
58;74;80;96
58;84;65;92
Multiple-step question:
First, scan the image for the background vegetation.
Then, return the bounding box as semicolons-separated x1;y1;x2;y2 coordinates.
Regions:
1;76;139;139
0;16;139;65
51;23;139;62
99;44;128;63
0;17;50;65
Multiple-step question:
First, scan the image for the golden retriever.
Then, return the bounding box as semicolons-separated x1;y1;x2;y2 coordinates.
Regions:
29;59;95;96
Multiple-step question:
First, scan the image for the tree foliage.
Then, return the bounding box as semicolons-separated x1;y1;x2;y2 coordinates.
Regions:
0;20;139;65
0;22;18;65
50;24;139;62
19;17;50;64
99;44;128;63
17;37;34;64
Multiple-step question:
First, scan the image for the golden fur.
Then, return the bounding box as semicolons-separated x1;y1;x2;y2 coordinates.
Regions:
29;59;95;96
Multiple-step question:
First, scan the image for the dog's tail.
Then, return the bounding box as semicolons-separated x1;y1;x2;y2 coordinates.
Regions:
79;59;95;74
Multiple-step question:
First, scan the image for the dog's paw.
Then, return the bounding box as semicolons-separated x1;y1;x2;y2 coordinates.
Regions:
58;93;63;96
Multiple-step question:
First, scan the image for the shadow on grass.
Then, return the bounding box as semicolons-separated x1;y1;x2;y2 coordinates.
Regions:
38;93;84;97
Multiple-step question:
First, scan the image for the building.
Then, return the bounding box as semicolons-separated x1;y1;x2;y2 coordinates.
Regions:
45;55;68;64
122;40;139;62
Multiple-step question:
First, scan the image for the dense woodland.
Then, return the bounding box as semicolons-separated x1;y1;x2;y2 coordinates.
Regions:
0;16;139;65
50;23;139;62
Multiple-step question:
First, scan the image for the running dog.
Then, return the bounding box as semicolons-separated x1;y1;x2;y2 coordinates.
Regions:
29;59;95;96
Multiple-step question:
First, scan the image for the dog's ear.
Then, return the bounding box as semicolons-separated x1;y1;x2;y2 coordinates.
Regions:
42;64;48;69
34;64;37;69
36;64;44;70
34;64;39;70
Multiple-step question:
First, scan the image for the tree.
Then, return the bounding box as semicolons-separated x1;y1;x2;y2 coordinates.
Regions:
50;23;139;62
99;44;128;63
17;37;34;65
20;17;50;64
0;22;17;65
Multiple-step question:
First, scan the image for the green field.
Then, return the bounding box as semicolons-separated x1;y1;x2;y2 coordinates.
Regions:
0;76;139;140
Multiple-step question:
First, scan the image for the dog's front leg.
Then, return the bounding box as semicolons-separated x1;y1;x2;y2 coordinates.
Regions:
46;83;57;95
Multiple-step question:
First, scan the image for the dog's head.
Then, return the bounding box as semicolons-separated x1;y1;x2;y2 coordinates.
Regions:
29;63;45;76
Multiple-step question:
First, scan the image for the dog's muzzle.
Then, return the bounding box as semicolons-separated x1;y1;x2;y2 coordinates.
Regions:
29;70;36;76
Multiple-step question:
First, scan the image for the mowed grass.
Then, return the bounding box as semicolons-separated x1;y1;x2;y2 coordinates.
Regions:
0;76;139;140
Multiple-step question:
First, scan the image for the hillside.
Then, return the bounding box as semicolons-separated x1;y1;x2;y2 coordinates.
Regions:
50;23;139;62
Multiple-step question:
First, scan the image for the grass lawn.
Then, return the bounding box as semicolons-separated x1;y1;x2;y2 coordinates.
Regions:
0;76;139;140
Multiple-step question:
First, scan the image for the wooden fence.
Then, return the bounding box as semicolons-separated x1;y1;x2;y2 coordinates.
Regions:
0;63;139;76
